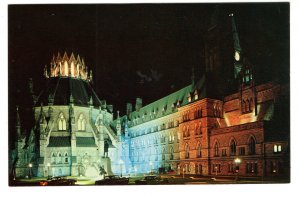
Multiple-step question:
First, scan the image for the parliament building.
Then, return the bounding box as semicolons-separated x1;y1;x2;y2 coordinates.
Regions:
10;10;289;180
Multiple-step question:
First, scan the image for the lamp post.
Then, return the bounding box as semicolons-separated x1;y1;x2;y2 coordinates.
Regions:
234;158;241;181
47;163;51;178
149;161;153;174
215;166;218;177
119;159;124;177
183;167;185;179
29;163;32;179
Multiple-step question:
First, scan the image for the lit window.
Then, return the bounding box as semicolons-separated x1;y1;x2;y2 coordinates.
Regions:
58;113;66;131
274;144;282;153
78;114;86;131
194;90;198;100
188;93;192;103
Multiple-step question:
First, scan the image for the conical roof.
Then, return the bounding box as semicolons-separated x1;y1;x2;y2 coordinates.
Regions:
35;77;102;107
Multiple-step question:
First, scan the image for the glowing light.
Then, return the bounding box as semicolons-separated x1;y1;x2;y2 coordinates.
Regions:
234;158;241;164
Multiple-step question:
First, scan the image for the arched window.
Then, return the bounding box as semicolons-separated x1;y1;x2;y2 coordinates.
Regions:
186;126;190;137
51;152;56;164
230;140;236;156
248;137;256;155
185;144;190;159
197;143;202;158
242;100;246;113
214;142;219;157
58;113;66;131
64;153;69;163
162;148;165;160
78;114;86;131
170;147;174;160
57;152;62;164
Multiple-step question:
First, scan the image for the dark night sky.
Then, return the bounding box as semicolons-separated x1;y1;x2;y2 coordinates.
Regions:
8;3;289;138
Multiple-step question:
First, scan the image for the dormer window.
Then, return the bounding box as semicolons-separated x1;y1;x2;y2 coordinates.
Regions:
188;93;192;103
194;90;198;100
177;100;180;108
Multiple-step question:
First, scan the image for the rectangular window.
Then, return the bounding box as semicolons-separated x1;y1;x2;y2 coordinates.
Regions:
228;164;234;173
246;163;258;173
212;164;221;173
239;147;245;155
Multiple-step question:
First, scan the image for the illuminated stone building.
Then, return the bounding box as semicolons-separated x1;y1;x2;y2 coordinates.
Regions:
11;52;122;178
10;11;289;180
118;11;289;178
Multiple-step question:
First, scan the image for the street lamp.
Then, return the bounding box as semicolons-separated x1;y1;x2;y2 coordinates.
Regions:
47;163;51;178
149;161;153;174
234;158;241;181
29;163;33;179
119;159;124;177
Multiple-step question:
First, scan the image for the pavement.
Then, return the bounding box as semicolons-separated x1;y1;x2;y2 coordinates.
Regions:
9;174;290;186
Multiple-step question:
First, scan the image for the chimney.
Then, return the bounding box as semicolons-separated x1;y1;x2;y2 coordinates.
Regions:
126;103;132;116
135;98;143;112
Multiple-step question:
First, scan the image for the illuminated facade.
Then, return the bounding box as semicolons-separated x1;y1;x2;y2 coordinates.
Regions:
11;52;122;178
10;11;289;180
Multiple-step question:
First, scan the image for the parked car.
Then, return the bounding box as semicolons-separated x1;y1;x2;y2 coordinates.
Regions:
95;175;129;185
135;175;169;185
40;176;77;186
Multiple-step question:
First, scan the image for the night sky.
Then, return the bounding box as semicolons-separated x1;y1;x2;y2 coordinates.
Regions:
8;3;289;142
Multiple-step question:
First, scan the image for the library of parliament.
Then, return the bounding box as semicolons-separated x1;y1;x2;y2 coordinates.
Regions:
9;10;289;180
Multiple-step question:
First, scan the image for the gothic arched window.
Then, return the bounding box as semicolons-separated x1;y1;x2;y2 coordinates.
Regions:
230;140;236;156
197;143;202;158
51;152;56;164
214;142;219;157
248;137;256;155
58;113;66;131
64;152;69;163
170;147;174;160
185;144;190;159
78;114;86;131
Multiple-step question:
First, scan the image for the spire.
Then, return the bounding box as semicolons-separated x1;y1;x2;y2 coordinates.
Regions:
56;52;62;64
230;13;243;79
229;13;242;53
39;103;45;124
69;94;74;104
62;51;69;62
16;106;21;138
69;52;76;63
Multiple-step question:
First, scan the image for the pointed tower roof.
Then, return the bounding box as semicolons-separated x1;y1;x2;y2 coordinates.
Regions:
62;51;69;62
16;106;20;127
76;54;82;65
69;52;76;63
56;52;62;63
230;13;242;52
